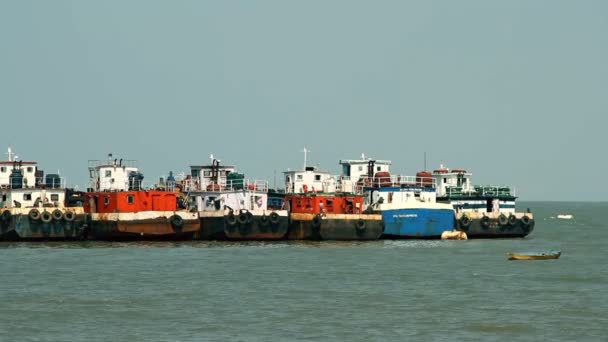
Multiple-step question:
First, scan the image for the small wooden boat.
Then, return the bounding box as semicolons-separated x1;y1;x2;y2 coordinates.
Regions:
507;251;561;260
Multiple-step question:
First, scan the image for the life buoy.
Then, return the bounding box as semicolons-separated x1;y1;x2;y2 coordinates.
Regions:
1;210;11;222
40;211;53;223
225;212;237;226
269;211;280;225
498;214;508;226
169;214;184;229
52;209;64;221
64;210;76;222
480;215;490;229
29;208;41;221
303;184;308;193
459;214;471;229
508;214;518;226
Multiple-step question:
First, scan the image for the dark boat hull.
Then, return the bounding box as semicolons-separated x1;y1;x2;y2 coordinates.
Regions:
288;213;383;240
0;208;88;241
198;210;289;240
455;212;534;238
88;211;199;240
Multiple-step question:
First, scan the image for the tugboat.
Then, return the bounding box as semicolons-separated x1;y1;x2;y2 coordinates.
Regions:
0;147;87;240
185;156;289;240
431;166;534;238
284;151;383;240
354;158;455;239
83;155;199;240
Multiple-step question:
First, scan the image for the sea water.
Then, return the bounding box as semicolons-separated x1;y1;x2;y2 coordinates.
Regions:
0;202;606;341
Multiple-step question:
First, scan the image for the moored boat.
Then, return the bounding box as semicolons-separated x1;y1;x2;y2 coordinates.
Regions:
185;156;289;240
351;158;454;239
0;147;87;240
83;155;198;240
432;166;534;238
283;153;383;240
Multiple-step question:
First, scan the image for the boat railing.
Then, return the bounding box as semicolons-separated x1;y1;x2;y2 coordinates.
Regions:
476;185;514;197
88;159;138;168
1;175;67;189
182;178;269;193
357;175;437;189
87;178;150;192
444;185;514;197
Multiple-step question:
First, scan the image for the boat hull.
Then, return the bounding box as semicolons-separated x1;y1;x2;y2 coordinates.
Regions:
455;212;534;238
288;213;383;240
381;208;455;239
88;211;199;240
508;251;560;260
0;208;87;240
198;210;289;240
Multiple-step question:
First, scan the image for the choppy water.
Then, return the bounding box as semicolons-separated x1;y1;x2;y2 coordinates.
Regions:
1;202;606;341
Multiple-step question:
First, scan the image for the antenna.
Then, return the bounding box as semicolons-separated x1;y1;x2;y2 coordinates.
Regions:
6;146;14;162
424;152;427;171
301;147;311;169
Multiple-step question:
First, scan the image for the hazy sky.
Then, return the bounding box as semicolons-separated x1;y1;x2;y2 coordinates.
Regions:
1;1;605;201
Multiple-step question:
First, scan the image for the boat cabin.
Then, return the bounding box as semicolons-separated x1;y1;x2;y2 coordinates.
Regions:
0;147;66;208
88;155;142;192
284;166;337;194
83;190;179;214
186;157;269;212
431;165;516;213
432;166;474;197
339;154;391;182
284;194;364;214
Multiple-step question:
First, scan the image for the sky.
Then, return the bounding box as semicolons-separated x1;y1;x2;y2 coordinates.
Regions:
0;0;606;201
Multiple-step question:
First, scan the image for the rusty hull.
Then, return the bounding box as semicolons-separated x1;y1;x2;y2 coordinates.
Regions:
89;215;199;240
198;212;289;240
455;212;534;238
288;212;383;240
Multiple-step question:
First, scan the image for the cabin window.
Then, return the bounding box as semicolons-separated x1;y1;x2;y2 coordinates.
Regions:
127;195;134;204
377;166;381;171
27;167;33;173
286;176;291;182
315;175;321;181
358;166;363;171
0;167;5;173
296;175;303;180
2;195;6;201
24;193;32;201
443;178;447;184
203;171;211;177
104;197;110;206
105;170;112;177
50;194;59;201
388;192;393;203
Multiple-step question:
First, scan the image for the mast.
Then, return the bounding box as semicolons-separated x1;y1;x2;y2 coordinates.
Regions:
301;147;311;169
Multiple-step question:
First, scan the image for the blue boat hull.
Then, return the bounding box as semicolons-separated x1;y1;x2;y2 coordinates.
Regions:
381;208;455;238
